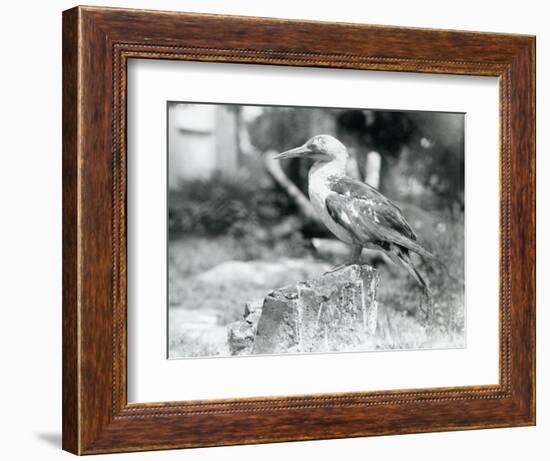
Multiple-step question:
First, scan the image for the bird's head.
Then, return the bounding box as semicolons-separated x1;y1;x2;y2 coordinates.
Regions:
273;135;348;163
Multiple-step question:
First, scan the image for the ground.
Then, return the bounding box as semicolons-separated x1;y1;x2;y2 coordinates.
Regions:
168;233;465;358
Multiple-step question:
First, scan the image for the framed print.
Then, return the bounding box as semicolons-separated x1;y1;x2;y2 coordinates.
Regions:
62;6;535;455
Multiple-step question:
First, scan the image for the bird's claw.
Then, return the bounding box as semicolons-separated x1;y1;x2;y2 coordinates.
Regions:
324;264;348;275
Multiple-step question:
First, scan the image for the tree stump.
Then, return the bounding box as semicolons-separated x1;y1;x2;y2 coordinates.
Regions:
228;264;378;355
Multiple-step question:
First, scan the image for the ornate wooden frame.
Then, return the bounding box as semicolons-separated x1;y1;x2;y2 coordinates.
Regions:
62;5;536;455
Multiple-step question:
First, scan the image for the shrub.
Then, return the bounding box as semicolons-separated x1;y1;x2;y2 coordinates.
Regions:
169;171;296;237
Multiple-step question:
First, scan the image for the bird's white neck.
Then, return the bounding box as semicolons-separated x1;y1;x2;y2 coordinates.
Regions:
307;158;355;245
309;159;347;182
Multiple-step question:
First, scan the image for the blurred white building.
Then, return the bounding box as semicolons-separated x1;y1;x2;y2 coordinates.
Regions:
168;103;240;189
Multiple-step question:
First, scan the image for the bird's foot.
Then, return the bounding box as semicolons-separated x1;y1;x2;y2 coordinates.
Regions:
324;264;346;275
325;246;363;275
324;261;357;275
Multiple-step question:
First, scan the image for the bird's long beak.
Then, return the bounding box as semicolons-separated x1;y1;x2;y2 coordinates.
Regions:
273;144;311;160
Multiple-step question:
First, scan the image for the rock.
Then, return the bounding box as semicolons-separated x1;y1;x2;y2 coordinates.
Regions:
244;299;263;318
227;299;264;355
244;309;262;331
253;265;378;354
193;259;329;289
227;264;379;355
227;321;255;356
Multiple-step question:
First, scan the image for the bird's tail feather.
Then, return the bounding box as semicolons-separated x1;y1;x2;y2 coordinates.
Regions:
395;242;463;290
397;251;432;296
386;247;432;295
384;228;438;262
388;231;458;284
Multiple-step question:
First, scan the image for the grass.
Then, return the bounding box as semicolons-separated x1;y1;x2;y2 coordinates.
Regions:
169;331;225;359
375;210;465;349
168;235;328;358
168;212;465;358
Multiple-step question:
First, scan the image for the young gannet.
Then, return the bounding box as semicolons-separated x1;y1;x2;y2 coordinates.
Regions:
274;134;435;293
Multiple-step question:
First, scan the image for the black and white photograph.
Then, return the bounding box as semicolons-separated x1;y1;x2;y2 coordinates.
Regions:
168;102;465;359
0;0;542;458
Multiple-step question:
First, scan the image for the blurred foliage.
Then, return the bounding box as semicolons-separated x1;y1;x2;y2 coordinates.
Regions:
338;109;464;209
337;110;416;159
170;107;464;241
169;170;316;263
169;171;295;236
247;107;313;153
247;107;464;210
247;107;334;194
405;113;465;208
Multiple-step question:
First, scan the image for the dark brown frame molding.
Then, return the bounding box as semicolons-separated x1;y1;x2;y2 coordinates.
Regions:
62;5;536;455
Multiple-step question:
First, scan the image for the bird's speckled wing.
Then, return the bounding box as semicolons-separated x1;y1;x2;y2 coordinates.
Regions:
325;177;434;260
329;176;417;241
